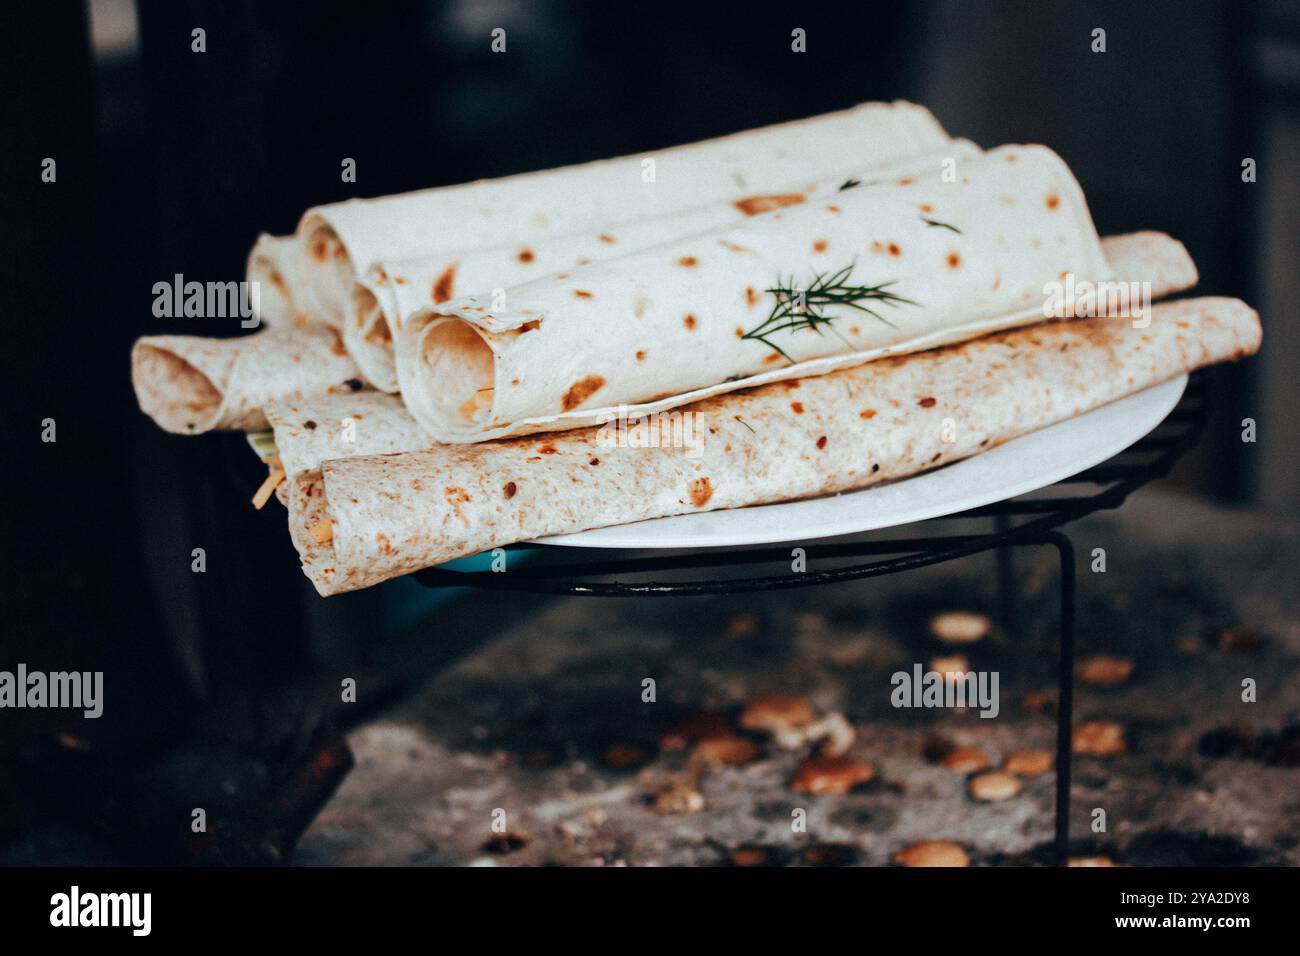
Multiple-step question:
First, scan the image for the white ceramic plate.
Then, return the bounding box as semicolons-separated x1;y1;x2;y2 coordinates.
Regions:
536;376;1186;550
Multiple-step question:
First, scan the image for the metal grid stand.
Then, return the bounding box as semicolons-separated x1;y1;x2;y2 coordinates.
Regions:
416;373;1210;865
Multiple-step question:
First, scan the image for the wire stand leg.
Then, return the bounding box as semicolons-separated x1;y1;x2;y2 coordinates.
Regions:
995;514;1017;634
1043;531;1076;866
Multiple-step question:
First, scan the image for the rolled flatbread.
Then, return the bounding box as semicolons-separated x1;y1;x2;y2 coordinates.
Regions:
346;143;981;391
263;391;416;480
263;230;1198;479
294;101;953;326
245;234;304;329
396;145;1112;442
245;233;343;332
288;295;1259;596
131;326;363;434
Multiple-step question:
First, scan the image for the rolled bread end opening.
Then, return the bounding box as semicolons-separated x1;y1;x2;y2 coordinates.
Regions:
352;287;393;345
301;219;356;324
245;234;304;328
345;285;400;392
131;343;225;434
417;317;497;427
247;257;294;328
287;471;341;596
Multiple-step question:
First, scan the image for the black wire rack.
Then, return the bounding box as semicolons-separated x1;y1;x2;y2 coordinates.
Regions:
415;372;1212;865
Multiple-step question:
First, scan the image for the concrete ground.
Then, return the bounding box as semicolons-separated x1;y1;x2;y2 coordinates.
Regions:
297;489;1300;867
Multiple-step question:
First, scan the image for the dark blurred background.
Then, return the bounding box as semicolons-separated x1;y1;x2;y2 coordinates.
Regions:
1;0;1295;863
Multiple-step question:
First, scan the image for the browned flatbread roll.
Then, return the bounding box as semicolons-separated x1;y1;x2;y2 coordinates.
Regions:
288;296;1259;595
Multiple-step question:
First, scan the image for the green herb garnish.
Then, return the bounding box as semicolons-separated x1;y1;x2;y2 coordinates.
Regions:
742;263;918;361
920;216;962;234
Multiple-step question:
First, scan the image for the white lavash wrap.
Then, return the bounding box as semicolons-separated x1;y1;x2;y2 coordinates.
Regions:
263;231;1198;479
288;295;1261;596
295;101;953;326
262;391;418;480
245;234;304;329
346;142;983;391
131;326;362;434
396;145;1112;443
245;233;338;331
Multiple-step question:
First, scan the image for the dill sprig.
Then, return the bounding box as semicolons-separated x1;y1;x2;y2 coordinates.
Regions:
920;216;962;234
742;263;918;361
